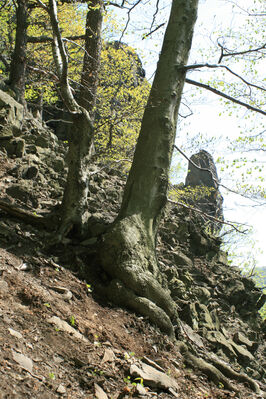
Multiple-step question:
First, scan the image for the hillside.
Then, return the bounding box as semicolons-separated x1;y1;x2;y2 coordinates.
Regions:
0;89;265;399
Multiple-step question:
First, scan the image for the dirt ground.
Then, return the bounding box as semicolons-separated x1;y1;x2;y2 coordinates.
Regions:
0;222;258;399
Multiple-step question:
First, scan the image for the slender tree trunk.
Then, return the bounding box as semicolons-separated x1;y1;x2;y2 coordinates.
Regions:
8;0;28;105
99;0;199;337
58;0;103;237
79;1;103;112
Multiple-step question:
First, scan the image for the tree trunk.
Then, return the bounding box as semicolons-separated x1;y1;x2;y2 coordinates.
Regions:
51;0;103;238
79;1;103;113
99;0;199;337
8;0;28;105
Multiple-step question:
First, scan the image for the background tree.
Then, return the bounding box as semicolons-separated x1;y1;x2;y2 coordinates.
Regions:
38;0;104;237
95;42;150;167
6;0;28;104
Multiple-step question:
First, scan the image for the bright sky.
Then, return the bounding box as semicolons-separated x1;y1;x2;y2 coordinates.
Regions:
108;0;266;269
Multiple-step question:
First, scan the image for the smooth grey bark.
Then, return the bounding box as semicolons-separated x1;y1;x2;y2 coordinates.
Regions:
100;0;199;336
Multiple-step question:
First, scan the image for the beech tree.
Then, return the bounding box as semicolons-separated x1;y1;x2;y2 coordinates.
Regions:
28;0;198;334
7;0;28;104
98;0;199;335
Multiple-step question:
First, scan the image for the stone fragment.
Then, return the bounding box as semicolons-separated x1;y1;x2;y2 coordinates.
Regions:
94;383;108;399
193;287;211;304
142;356;165;373
6;184;38;208
57;384;67;394
172;251;193;268
47;316;88;342
206;331;237;358
169;278;187;299
0;280;9;293
22;165;39;179
168;387;180;398
197;303;216;330
8;328;23;339
135;383;148;396
181;322;204;348
130;361;179;392
12;350;33;373
217;251;228;264
180;302;199;331
48;285;73;301
184;150;224;232
101;348;115;364
35;135;49;148
5;138;25;157
230;341;254;363
53;157;65;172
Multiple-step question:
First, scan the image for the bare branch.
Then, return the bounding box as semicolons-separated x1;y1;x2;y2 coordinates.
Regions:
167;197;248;234
118;0;142;43
63;38;96;62
27;64;58;80
179;101;193;118
223;1;266;17
174;144;218;183
184;63;266;92
27;34;85;43
105;1;126;8
217;41;266;63
150;0;160;32
185;78;266;116
142;23;165;40
35;0;48;11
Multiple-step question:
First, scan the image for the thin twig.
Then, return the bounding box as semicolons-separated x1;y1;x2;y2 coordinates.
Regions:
184;63;265;92
185;78;266;116
218;42;265;63
27;34;85;43
142;23;165;40
167;198;248;234
118;0;142;43
150;0;160;32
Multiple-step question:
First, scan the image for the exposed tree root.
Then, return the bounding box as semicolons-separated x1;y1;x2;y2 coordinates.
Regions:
0;199;54;229
104;279;175;338
207;354;265;397
98;216;179;337
177;342;265;397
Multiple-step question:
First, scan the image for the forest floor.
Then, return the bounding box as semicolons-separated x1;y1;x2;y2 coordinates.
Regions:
0;150;261;399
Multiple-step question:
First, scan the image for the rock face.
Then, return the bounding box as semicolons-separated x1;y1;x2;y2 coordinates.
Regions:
0;89;25;157
184;150;224;232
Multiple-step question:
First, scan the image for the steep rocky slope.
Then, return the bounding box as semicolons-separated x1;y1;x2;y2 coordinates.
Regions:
0;89;265;398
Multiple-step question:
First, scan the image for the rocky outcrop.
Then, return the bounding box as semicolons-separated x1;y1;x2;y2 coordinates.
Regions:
183;150;224;232
0;89;25;157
